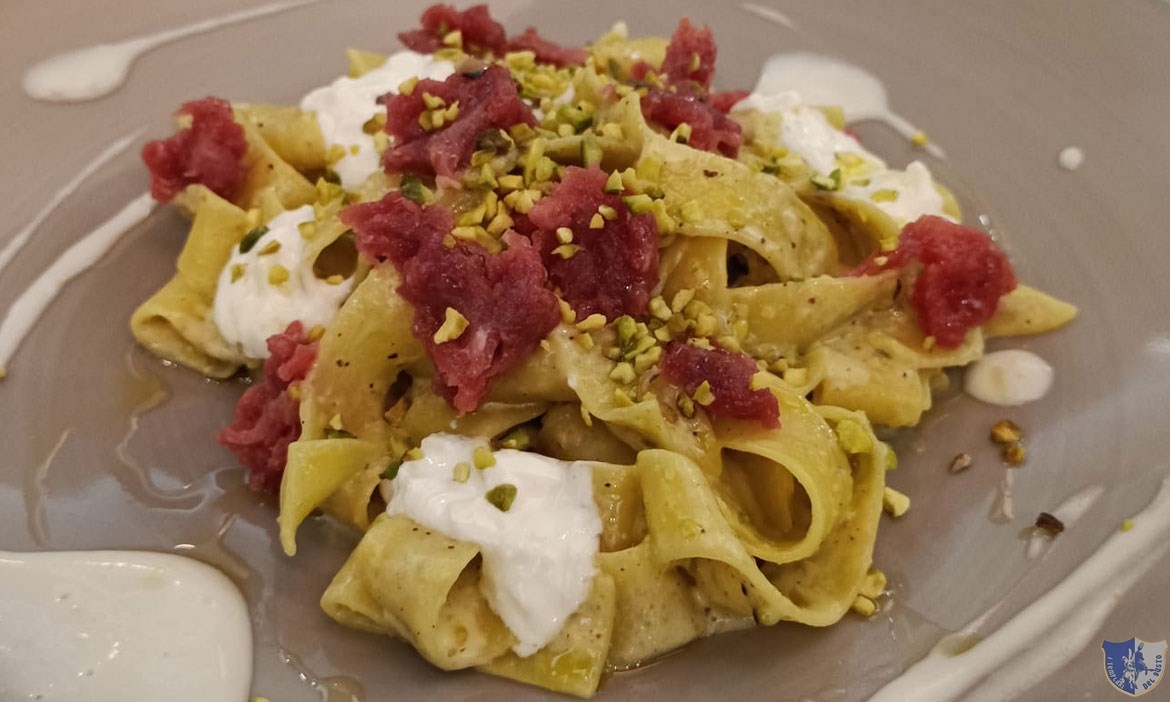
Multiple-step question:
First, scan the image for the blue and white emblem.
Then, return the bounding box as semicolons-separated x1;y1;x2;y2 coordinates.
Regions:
1101;637;1166;697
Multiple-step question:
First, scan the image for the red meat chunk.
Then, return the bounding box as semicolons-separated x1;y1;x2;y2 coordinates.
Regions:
382;65;536;179
218;322;318;494
525;166;659;320
341;193;561;412
507;27;588;67
660;342;780;429
710;89;750;114
398;3;507;56
141;97;248;203
640;88;743;157
851;215;1018;348
659;19;718;91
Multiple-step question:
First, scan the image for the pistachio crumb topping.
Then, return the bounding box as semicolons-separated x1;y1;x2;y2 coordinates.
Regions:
472;445;496;470
576;313;607;332
453;461;472;483
405;447;425;461
1121;519;1134;532
911;130;930;147
230;263;246;283
692;380;715;407
949;453;973;473
990;419;1022;444
267;264;289;286
485;483;518;512
589;213;605;229
433;307;470;344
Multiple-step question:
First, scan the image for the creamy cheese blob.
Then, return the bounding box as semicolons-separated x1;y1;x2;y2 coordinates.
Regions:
0;550;252;701
964;349;1055;406
733;90;948;224
213;204;353;359
301;50;454;189
385;434;601;657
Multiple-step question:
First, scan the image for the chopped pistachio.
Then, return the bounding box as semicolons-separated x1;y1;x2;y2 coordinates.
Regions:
257;240;282;256
1034;511;1064;535
589;212;605;229
1001;441;1026;466
990;419;1022;444
405;447;425;461
1122;519;1134;532
633;345;663;374
397;76;418;95
267;264;289;285
485;483;518;512
870;188;900;203
749;371;772;392
692;380;715;407
581;133;603;166
399;174;430;203
670;289;695;314
574;333;595;351
911;130;930;147
552;244;581;259
622;193;654;215
555;226;574;244
647;296;671;322
949;453;973;473
604;170;624;193
497;174;525;191
613;388;635;407
882;486;910;517
433;307;470;344
452;461;472;483
576;313;607;332
230;263;246;283
421;92;446;110
472;445;496;470
601;122;624;140
810;168;843;191
677;394;695;418
669;122;693;144
609;362;636;385
238;225;268;254
558;298;576;324
380;460;402;481
499;427;532;451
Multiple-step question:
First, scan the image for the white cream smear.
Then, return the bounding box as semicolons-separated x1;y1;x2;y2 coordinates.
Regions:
301;50;454;189
868;473;1170;702
213;204;354;359
0;130;143;278
385;433;601;656
0;550;252;701
22;0;319;102
0;193;155;372
964;349;1055;406
734;90;949;225
1058;146;1084;171
750;53;945;159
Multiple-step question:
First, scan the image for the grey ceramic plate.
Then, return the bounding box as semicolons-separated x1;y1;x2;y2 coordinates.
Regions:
2;1;1169;700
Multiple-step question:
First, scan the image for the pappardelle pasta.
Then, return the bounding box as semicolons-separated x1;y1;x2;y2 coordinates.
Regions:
131;5;1075;696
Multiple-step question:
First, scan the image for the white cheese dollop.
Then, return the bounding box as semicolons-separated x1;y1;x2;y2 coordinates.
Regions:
385;433;601;657
964;349;1055;406
0;550;252;702
300;50;454;189
733;90;949;224
213;204;353;359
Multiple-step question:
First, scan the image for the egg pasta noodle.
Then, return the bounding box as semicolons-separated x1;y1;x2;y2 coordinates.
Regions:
130;11;1075;697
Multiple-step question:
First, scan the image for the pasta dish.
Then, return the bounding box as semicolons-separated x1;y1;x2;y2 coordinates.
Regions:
129;4;1076;696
